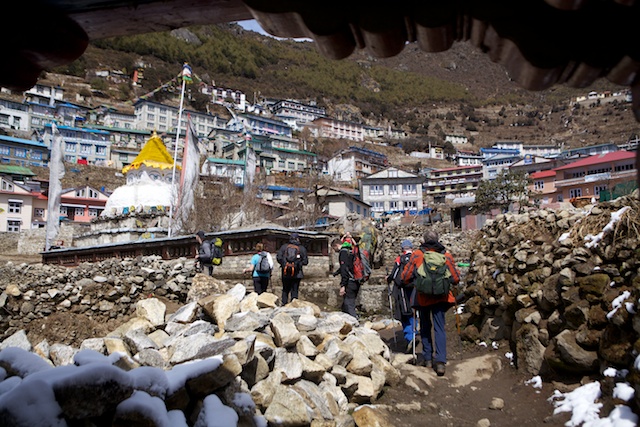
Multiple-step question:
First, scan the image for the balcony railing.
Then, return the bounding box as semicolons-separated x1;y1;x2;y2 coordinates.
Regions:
554;170;636;187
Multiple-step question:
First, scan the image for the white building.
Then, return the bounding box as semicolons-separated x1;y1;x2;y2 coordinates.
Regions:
271;100;325;124
201;84;247;112
201;157;245;185
445;134;468;145
327;146;387;184
0;98;29;132
134;100;221;137
24;83;65;106
360;167;424;217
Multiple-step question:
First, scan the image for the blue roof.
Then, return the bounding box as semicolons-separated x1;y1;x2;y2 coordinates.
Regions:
44;123;109;135
0;135;47;148
262;185;310;192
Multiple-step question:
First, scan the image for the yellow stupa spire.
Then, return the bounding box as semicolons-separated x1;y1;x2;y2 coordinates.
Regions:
122;131;181;174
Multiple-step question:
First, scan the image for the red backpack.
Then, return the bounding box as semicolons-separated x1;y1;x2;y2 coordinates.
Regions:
351;245;371;283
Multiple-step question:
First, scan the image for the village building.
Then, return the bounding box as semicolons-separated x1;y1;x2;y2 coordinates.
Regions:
0;134;49;167
59;185;109;224
326;146;387;185
134;100;221;137
424;165;483;204
42;123;110;166
0;97;30;132
308;117;364;142
360;167;424;217
201;157;245;185
530;150;637;207
0;174;42;233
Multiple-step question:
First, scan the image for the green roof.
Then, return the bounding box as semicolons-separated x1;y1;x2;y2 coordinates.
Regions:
0;165;36;176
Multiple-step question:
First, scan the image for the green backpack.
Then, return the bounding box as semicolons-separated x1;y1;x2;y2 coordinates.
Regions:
415;251;451;296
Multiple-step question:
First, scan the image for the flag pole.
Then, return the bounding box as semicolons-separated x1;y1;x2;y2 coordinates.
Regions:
168;65;189;238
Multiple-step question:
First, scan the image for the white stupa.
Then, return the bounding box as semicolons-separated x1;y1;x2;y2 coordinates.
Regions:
74;132;180;246
102;132;179;217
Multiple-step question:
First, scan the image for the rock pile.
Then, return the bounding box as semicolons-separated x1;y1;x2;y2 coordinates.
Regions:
461;193;640;404
0;282;402;426
0;257;197;341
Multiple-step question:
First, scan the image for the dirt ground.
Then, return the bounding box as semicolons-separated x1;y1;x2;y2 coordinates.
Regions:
373;310;572;427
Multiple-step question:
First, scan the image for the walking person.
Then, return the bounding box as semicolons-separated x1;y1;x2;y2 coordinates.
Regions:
276;232;308;305
412;230;460;376
387;239;417;353
332;238;360;319
194;230;213;276
243;243;273;294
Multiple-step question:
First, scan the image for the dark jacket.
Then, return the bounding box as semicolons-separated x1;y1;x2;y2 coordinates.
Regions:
197;240;212;265
337;246;354;287
387;251;414;318
276;237;309;279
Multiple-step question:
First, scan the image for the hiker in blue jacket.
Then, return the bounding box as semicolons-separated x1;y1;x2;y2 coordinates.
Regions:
244;242;274;294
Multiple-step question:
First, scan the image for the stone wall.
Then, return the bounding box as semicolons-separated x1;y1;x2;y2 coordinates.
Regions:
14;223;78;255
460;191;640;410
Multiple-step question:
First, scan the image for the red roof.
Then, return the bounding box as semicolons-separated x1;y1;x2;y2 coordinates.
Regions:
530;170;556;179
555;151;636;171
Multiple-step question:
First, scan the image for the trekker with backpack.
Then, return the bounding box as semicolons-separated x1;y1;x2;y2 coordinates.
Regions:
409;230;460;376
195;231;224;276
195;230;213;276
332;238;360;319
386;239;417;353
276;232;308;305
243;242;273;295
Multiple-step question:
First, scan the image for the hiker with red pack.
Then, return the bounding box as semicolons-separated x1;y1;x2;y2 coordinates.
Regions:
332;238;359;318
402;230;460;376
276;232;308;305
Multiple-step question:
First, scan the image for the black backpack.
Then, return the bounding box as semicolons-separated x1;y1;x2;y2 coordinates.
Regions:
255;251;272;274
394;253;412;287
283;244;300;277
208;238;224;265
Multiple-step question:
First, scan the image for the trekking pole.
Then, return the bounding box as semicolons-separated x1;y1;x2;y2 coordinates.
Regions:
454;296;464;360
385;268;397;346
412;309;417;365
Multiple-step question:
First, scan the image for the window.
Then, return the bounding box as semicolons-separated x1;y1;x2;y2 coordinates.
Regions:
369;185;383;195
34;208;45;217
534;180;544;190
2;180;13;191
0;114;9;125
389;170;398;178
278;160;285;169
8;201;22;213
404;200;417;209
14;148;26;158
273;190;281;200
60;206;67;215
159;116;166;123
74;208;84;216
389;201;398;210
88;189;99;198
76;188;85;197
594;185;607;196
557;194;563;202
31;151;42;160
96;146;106;155
7;220;20;233
147;113;155;120
356;205;361;214
287;161;295;169
389;185;398;195
0;146;9;155
569;188;582;198
119;153;128;161
348;201;354;212
402;184;417;195
372;202;384;212
88;209;98;217
65;142;76;152
80;144;91;154
64;155;75;162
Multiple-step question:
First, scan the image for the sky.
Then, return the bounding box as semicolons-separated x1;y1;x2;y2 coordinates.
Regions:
236;20;311;42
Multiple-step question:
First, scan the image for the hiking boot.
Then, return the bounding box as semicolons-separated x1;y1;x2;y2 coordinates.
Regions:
434;362;446;376
420;359;432;368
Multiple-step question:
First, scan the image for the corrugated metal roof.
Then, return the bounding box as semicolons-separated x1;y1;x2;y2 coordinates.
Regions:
554;151;637;170
0;165;36;176
530;170;556;179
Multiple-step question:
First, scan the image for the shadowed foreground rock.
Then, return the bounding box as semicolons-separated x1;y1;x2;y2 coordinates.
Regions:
0;285;402;426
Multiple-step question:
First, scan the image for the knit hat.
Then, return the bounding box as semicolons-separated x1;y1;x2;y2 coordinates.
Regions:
291;232;299;239
196;230;205;239
401;239;413;249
